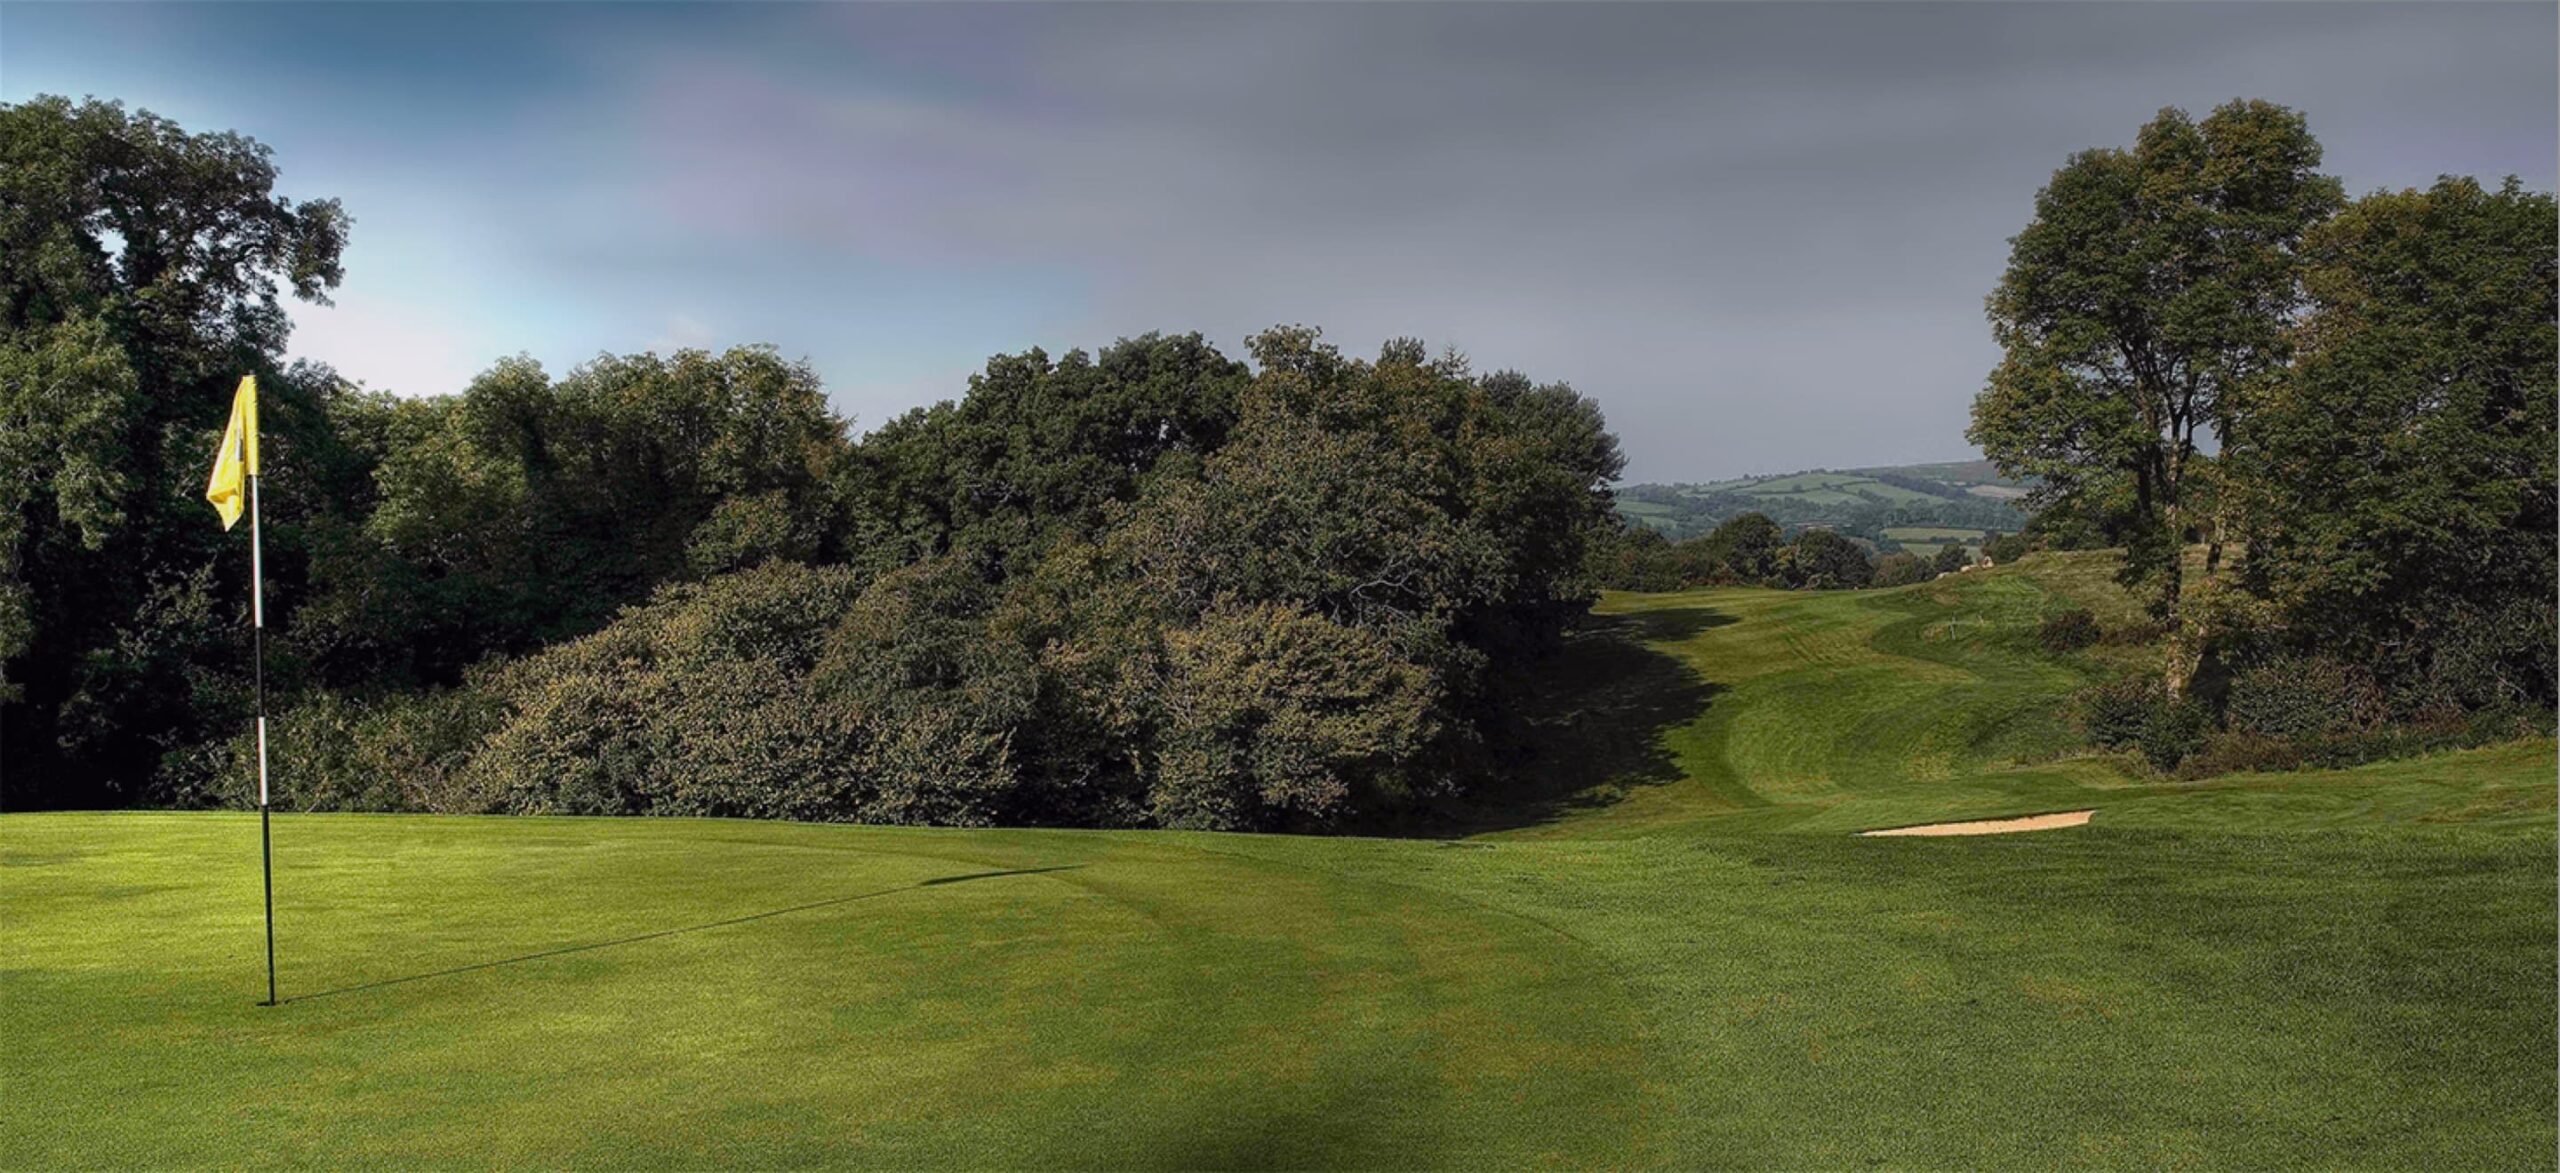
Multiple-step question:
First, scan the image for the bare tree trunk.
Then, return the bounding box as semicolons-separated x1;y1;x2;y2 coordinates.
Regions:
2159;508;2190;696
2158;443;2193;698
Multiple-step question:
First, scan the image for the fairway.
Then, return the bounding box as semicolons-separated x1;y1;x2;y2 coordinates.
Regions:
7;554;2552;1168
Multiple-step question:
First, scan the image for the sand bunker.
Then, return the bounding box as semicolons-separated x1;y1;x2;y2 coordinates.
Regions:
1860;809;2095;837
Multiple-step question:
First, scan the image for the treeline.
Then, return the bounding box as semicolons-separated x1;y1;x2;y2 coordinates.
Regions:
1;97;1622;830
1587;512;2027;593
1973;100;2555;763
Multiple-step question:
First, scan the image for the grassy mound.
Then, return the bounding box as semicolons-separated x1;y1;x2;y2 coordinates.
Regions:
6;552;2550;1168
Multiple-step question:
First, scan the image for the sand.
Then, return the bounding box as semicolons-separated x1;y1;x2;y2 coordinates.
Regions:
1859;809;2096;837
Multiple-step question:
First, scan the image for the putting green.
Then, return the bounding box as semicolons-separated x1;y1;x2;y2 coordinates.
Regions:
6;552;2551;1168
1;816;1659;1168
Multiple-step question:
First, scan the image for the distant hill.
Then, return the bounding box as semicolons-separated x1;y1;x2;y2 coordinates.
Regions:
1613;460;2032;555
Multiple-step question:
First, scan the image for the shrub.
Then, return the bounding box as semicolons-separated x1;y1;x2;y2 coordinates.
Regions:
2072;675;2162;749
810;555;1038;826
2395;597;2559;715
2038;608;2102;653
465;561;875;819
1873;552;1929;587
2225;655;2385;740
1151;601;1436;831
2138;698;2213;771
1983;533;2031;565
2175;730;2305;778
185;685;502;813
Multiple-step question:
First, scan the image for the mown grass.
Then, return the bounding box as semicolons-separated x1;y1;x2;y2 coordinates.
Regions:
5;551;2550;1168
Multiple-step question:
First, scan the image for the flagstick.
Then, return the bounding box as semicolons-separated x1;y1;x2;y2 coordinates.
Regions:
253;471;276;1008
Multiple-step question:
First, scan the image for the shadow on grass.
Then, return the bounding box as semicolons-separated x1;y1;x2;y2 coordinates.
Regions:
1408;608;1726;837
280;865;1082;1005
1137;1063;1434;1170
1615;606;1737;643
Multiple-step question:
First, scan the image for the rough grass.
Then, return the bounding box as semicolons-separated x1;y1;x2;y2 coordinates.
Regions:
5;551;2551;1168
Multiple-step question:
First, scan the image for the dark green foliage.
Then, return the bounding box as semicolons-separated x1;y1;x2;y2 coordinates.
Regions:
2137;697;2213;771
811;556;1044;825
1703;512;1784;583
1930;544;1972;576
2071;648;2545;782
1;96;354;806
1983;533;2031;565
179;684;502;813
2234;177;2558;710
1975;100;2553;737
2173;730;2306;778
2037;609;2101;653
2183;704;2549;781
341;346;854;682
2224;656;2385;740
2072;675;2163;750
846;333;1248;574
1586;519;1784;593
1584;523;1688;592
1971;100;2342;627
1151;602;1434;830
234;325;1623;833
466;561;875;820
1872;553;1929;588
1784;528;1873;590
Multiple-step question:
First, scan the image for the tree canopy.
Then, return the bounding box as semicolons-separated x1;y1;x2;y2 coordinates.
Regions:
0;98;1632;830
2;96;351;802
2234;176;2557;708
1971;100;2342;644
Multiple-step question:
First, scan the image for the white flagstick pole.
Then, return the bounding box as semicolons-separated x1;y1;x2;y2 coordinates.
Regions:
253;470;275;1007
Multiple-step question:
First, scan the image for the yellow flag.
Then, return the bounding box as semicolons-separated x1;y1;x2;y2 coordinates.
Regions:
205;375;259;530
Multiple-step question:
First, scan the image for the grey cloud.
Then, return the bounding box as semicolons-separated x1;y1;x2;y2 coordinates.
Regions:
561;3;2553;479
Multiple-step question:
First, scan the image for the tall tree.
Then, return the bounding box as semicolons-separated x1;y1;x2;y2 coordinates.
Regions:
2234;176;2558;707
1970;100;2341;680
848;333;1248;575
341;345;853;684
1;96;349;806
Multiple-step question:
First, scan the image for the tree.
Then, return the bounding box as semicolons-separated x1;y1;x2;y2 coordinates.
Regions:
1873;552;1930;587
2234;176;2558;708
1970;100;2342;682
1931;543;1972;576
1;96;350;806
848;333;1248;574
1788;529;1874;589
1586;522;1686;592
1702;512;1784;583
340;346;853;683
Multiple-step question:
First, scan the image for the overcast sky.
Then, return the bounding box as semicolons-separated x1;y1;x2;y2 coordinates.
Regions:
6;3;2552;482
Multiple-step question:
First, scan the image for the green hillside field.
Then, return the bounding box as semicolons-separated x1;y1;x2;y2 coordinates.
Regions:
1614;459;2028;543
1881;525;1991;559
6;552;2551;1169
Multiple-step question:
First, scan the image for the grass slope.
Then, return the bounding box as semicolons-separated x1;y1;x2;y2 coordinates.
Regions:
6;553;2551;1168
